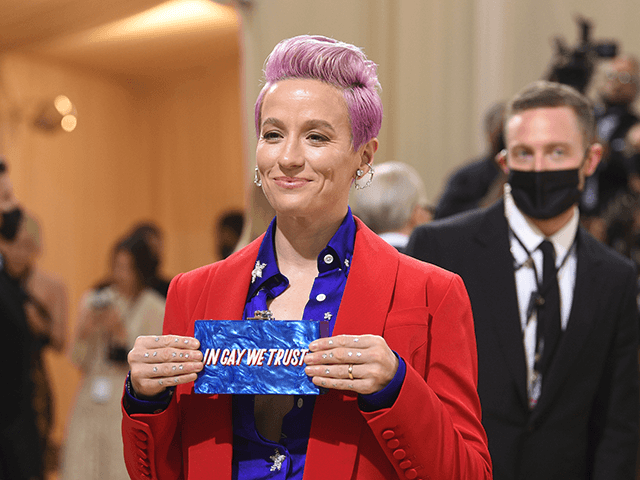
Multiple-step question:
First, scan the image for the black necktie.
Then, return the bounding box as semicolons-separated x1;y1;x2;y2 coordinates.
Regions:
535;240;562;376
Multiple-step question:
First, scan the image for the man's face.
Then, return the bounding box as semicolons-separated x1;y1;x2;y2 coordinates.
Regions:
501;106;601;189
598;57;639;105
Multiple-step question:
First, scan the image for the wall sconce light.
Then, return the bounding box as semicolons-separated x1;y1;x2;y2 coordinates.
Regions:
33;95;77;133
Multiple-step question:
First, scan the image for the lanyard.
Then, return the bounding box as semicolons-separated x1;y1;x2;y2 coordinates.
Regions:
509;228;577;322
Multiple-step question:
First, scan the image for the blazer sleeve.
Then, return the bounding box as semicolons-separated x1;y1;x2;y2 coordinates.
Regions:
362;271;492;479
122;273;189;480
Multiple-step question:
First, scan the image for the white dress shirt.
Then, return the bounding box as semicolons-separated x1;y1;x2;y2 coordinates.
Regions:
503;184;578;402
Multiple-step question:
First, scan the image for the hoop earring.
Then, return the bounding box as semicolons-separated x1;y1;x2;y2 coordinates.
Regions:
254;166;262;187
354;163;375;190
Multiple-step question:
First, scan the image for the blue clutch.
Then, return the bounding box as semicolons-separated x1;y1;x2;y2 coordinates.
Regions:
194;320;327;395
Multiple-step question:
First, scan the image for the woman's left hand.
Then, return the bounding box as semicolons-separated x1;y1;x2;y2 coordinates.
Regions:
304;334;398;395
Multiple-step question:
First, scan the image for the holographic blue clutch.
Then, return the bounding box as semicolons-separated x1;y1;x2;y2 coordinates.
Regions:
194;320;326;395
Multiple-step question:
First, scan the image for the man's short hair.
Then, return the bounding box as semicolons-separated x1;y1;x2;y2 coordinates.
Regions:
505;80;596;146
255;35;383;152
350;162;426;234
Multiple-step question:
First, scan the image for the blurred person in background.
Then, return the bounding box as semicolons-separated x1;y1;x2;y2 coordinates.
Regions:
350;161;432;252
61;234;165;480
0;211;68;475
435;101;506;219
214;210;244;259
127;221;171;297
0;156;46;480
582;54;640;216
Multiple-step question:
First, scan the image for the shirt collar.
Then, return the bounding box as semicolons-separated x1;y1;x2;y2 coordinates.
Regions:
504;184;579;262
246;207;356;300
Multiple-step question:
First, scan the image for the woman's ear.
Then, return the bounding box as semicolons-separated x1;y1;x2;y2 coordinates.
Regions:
359;138;379;170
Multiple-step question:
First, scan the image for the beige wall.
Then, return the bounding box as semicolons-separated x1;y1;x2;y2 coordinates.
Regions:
237;0;640;205
0;37;243;449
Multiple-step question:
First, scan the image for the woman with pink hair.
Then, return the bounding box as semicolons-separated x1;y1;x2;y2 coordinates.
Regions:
121;35;491;480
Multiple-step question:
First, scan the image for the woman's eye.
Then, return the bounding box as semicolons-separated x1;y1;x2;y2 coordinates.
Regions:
261;131;281;141
308;133;328;143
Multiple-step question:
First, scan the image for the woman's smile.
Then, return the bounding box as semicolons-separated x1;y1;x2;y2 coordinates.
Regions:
273;176;309;189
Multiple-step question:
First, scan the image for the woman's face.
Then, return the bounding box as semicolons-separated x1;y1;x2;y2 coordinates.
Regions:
256;78;376;222
113;250;139;296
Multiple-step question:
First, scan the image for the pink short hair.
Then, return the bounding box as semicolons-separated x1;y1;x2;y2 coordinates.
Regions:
254;35;383;152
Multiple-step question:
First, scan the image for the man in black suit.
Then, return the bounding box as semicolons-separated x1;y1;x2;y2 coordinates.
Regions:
406;81;639;479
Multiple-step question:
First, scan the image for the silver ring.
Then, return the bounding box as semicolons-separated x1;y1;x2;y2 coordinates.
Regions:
348;364;354;380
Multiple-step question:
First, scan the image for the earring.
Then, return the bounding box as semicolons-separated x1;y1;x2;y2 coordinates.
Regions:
354;163;375;190
254;166;262;187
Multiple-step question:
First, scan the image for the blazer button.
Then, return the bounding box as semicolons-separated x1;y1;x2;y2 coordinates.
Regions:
393;449;406;460
399;460;412;469
382;429;395;440
135;430;148;441
387;439;400;449
404;468;418;479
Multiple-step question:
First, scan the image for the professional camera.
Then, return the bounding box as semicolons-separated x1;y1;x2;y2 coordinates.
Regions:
545;16;618;93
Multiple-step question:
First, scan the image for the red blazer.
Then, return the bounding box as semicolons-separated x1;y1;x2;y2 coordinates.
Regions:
122;219;491;480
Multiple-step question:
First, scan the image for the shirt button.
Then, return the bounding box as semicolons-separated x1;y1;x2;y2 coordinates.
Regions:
323;254;334;264
316;294;326;302
297;398;304;408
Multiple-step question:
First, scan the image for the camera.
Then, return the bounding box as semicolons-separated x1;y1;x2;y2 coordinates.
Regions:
88;288;114;310
546;16;618;93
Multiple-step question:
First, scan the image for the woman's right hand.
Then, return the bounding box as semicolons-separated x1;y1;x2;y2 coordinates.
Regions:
128;335;204;398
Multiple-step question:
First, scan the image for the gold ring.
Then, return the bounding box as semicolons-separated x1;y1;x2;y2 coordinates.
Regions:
348;364;354;380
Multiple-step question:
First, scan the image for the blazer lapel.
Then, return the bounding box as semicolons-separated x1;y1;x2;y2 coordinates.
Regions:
531;228;603;418
198;237;262;323
474;202;529;409
306;219;399;479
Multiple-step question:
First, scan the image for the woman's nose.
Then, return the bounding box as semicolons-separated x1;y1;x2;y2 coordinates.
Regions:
279;138;304;169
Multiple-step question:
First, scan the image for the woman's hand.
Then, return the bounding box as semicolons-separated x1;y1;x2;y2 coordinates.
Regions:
128;335;204;398
304;334;398;395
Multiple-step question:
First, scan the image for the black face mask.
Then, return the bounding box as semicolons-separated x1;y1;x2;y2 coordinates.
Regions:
508;169;581;220
0;207;23;241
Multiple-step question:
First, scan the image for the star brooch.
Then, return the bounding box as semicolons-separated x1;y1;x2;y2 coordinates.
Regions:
270;449;286;471
251;260;267;284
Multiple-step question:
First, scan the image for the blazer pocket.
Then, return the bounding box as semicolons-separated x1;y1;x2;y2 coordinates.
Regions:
383;307;430;377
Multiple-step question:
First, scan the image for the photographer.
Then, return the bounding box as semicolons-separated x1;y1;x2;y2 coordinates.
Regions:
582;55;640;215
62;234;165;480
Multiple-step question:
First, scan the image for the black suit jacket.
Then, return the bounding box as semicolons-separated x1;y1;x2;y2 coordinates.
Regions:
406;200;640;480
434;155;500;220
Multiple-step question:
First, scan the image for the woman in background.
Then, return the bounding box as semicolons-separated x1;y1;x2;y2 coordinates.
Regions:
61;234;165;480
